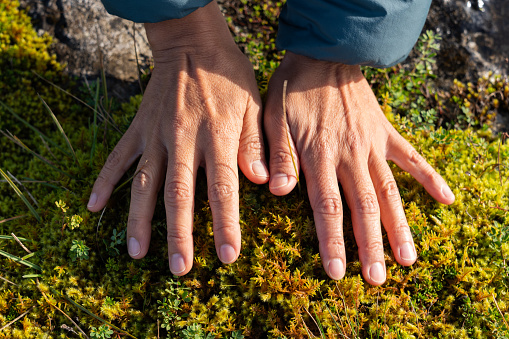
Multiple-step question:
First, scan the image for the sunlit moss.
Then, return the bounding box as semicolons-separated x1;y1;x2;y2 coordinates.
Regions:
1;0;509;338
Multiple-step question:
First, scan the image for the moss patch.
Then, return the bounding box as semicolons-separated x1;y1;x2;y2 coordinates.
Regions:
1;1;509;338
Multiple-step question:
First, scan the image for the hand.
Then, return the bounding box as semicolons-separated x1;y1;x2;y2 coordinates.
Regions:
87;1;268;275
264;52;455;286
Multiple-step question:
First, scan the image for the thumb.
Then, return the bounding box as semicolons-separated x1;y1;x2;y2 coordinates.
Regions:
264;80;300;196
238;92;269;184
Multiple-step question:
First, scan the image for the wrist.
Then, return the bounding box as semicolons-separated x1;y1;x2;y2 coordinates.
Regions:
282;51;363;84
145;1;235;62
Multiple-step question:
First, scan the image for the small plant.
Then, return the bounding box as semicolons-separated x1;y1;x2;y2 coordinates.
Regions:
157;279;191;334
104;228;126;256
90;324;113;339
105;257;119;272
69;239;90;261
179;323;214;339
56;200;82;231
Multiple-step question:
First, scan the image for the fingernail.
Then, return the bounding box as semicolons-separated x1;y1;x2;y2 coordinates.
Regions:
328;258;344;280
170;253;186;274
269;174;288;189
220;244;236;264
87;193;97;208
399;242;416;261
128;237;141;257
368;262;385;283
252;160;269;178
441;185;455;201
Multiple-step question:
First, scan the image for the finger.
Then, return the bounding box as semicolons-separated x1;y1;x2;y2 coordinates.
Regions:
205;140;241;265
369;156;417;266
126;145;166;259
165;151;198;276
238;93;269;184
264;98;299;196
301;147;346;280
388;132;455;205
339;161;386;286
88;127;143;212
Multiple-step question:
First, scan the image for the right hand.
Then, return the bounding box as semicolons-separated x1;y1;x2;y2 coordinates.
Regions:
87;1;268;275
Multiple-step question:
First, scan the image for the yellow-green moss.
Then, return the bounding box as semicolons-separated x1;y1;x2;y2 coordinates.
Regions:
1;1;509;338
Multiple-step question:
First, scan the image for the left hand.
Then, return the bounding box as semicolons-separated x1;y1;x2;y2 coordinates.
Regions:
264;52;455;285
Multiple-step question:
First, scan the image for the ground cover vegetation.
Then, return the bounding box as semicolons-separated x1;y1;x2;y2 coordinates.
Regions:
1;0;509;337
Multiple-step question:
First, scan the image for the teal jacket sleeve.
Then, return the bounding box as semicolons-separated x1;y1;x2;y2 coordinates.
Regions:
101;0;212;23
276;0;432;68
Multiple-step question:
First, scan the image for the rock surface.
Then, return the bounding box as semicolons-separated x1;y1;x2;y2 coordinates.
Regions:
19;0;152;84
425;0;509;82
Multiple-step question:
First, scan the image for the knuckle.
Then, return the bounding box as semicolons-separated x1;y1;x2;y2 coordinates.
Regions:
343;132;363;153
364;240;384;254
171;115;194;141
315;196;343;216
127;217;143;230
167;224;192;245
390;221;411;238
325;236;345;249
239;134;264;156
407;149;424;167
105;150;121;169
213;216;239;235
272;150;294;166
208;182;237;202
355;193;379;215
132;168;154;194
95;173;111;187
379;179;400;202
165;181;192;206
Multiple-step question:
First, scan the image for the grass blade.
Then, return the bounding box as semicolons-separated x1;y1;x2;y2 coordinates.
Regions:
49;287;138;339
8;171;39;208
0;100;71;158
21;177;63;191
38;94;78;164
0;234;32;242
0;249;42;271
90;78;100;166
0;168;41;223
31;70;122;134
1;131;75;179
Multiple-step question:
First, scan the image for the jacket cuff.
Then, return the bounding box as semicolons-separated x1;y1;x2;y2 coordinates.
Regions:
101;0;213;23
276;0;432;68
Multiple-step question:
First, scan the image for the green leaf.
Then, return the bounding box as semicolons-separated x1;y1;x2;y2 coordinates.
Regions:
0;249;42;271
0;168;41;223
38;94;78;164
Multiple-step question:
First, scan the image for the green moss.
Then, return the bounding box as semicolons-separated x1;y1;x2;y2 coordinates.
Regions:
1;1;509;338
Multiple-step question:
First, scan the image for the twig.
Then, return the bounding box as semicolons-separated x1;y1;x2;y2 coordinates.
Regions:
282;80;300;191
0;215;27;224
492;294;509;331
0;275;17;286
38;281;89;339
11;233;32;254
0;306;34;332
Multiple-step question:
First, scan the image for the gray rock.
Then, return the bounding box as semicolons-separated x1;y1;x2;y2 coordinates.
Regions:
19;0;152;82
424;0;509;82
